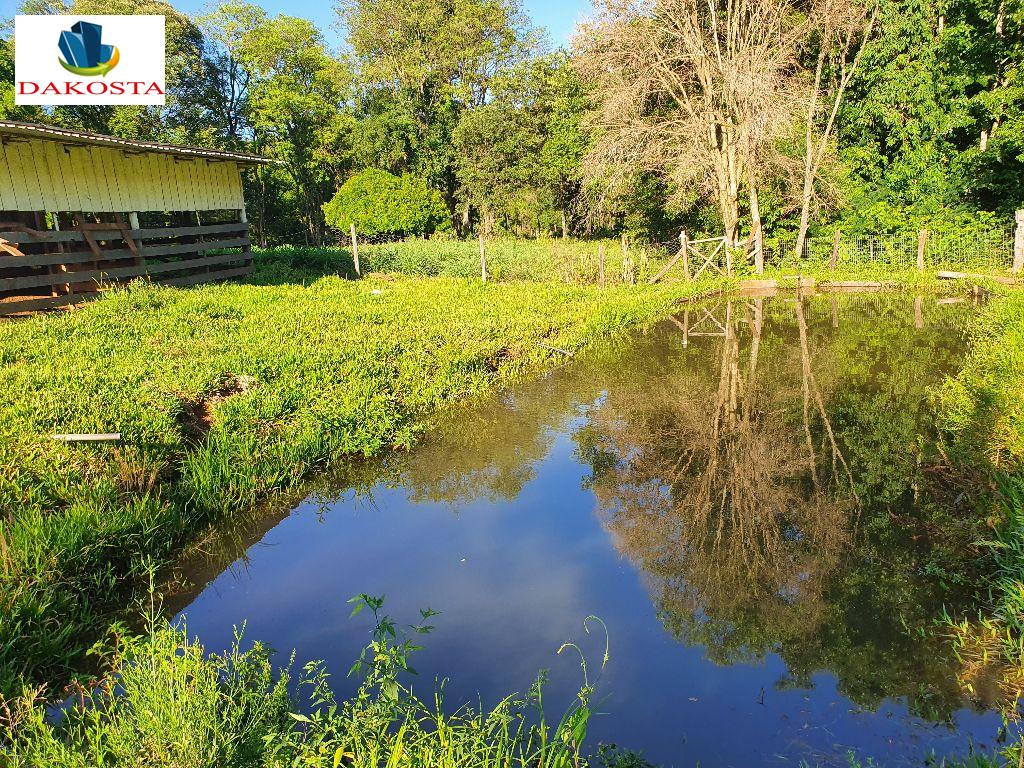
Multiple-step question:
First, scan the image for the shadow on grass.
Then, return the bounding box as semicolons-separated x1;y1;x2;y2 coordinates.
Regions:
246;246;359;286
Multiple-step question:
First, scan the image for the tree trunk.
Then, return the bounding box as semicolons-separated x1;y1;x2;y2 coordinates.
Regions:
794;49;824;260
747;162;764;273
712;124;742;246
561;210;568;240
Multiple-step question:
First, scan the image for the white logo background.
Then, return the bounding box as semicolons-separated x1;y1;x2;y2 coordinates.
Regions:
15;15;166;106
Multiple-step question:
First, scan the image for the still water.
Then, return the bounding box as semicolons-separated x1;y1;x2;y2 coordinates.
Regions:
169;292;1003;766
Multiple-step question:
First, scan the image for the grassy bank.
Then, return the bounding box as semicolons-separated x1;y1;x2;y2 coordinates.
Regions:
255;238;999;292
937;291;1024;733
0;256;724;699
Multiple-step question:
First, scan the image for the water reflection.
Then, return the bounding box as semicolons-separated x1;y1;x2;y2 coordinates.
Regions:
576;296;980;724
168;293;997;765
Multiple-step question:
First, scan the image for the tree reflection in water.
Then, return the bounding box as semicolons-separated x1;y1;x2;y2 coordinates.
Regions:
576;295;984;722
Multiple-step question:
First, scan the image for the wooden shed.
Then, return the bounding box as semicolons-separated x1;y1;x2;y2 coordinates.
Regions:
0;121;275;316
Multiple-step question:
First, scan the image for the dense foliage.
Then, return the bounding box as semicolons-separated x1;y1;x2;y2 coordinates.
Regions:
3;0;1018;245
322;169;449;237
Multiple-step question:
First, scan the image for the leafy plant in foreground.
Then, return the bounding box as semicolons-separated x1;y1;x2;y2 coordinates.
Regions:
4;596;616;768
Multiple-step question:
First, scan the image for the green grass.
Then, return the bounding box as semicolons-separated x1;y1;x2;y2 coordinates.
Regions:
251;237;668;286
6;595;643;768
930;289;1024;765
939;290;1024;466
0;252;725;699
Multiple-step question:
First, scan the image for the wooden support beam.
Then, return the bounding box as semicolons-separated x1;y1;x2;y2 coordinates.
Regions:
52;433;121;442
479;233;486;283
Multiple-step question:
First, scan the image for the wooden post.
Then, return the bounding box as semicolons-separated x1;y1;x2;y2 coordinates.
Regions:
1014;209;1024;274
236;208;250;271
682;231;690;281
829;229;841;270
350;223;360;277
479;232;486;283
917;229;928;270
914;295;924;328
620;232;630;284
51;212;71;296
682;309;689;347
598;243;606;288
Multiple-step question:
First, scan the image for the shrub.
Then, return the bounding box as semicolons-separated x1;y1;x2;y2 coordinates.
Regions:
323;168;449;239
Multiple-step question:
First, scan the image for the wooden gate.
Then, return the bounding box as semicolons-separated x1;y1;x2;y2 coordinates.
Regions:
650;235;732;283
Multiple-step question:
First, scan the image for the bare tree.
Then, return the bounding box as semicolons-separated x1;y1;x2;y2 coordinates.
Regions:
574;0;806;248
793;0;877;258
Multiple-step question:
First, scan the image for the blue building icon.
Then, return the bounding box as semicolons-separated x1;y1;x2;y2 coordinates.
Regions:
59;21;115;69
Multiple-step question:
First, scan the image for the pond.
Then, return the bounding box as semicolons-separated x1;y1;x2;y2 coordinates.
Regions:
166;291;1003;767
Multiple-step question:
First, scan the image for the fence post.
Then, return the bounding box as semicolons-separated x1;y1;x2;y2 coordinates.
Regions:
1014;209;1024;273
598;243;606;288
829;229;841;270
350;223;360;277
479;232;487;283
917;229;928;271
682;231;690;281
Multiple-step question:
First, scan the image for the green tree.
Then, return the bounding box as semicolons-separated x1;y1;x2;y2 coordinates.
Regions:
242;14;353;245
453;102;543;234
336;0;535;218
0;29;45;122
452;53;590;237
944;0;1024;212
536;54;589;238
323;168;449;238
194;2;268;148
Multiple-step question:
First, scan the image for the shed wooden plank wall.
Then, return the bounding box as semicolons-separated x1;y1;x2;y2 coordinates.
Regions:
0;139;245;213
0;221;253;316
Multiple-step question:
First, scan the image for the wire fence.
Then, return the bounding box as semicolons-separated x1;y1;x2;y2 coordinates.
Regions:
763;226;1015;273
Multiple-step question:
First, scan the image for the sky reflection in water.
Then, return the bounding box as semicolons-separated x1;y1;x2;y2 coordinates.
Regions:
172;293;1003;767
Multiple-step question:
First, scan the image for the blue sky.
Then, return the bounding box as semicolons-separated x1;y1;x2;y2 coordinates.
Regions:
170;0;594;49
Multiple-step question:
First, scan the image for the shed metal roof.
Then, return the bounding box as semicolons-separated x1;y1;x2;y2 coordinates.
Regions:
0;121;276;165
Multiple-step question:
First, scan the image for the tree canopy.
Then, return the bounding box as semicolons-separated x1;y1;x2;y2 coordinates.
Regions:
1;0;1020;245
323;168;449;237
